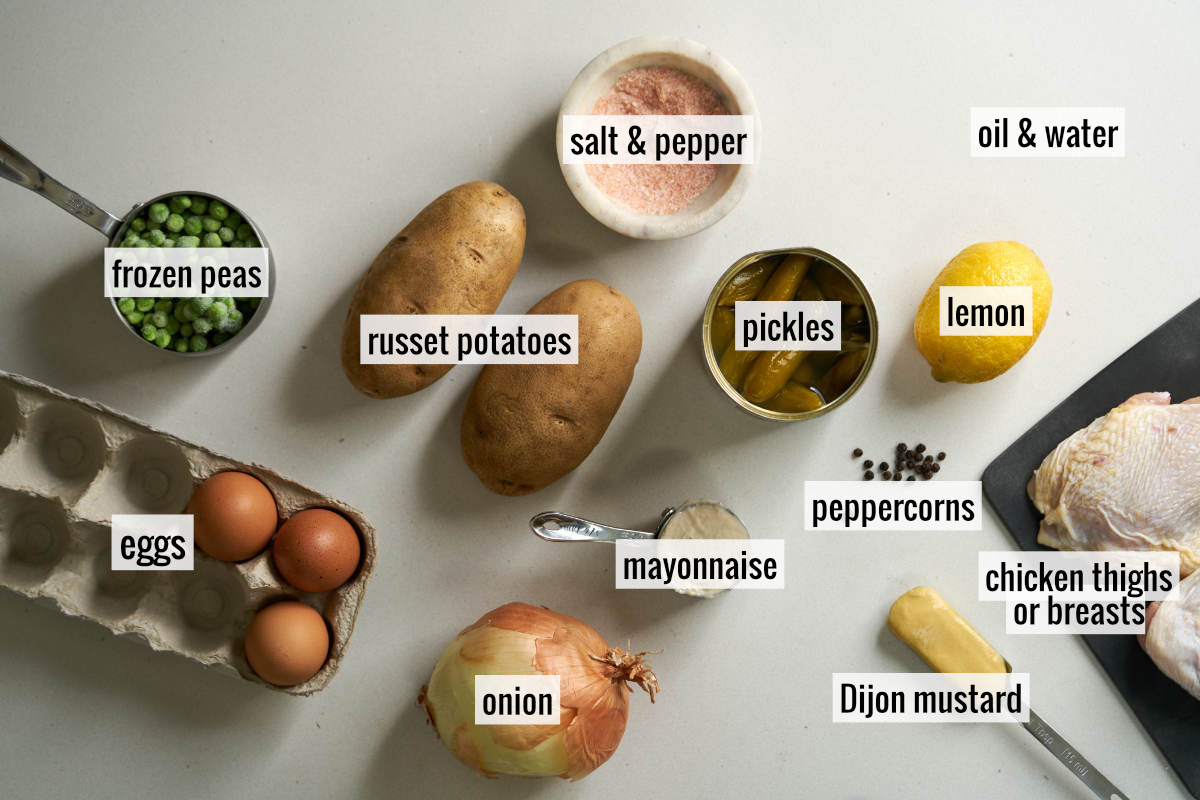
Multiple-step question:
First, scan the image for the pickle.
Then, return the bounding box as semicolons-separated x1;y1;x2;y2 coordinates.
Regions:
762;382;824;413
718;341;761;390
842;304;865;326
717;259;776;306
795;278;823;302
818;349;868;399
742;350;809;404
812;261;864;305
756;254;812;302
710;306;735;353
791;351;840;386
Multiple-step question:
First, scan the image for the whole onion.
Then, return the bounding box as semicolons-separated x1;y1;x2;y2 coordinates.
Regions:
418;602;659;780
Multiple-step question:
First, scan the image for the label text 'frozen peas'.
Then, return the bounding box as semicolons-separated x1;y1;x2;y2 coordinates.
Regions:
103;247;269;298
805;481;981;531
111;514;193;571
833;672;1029;723
978;551;1180;634
359;314;578;365
475;675;560;725
734;301;841;351
562;115;755;164
615;539;785;591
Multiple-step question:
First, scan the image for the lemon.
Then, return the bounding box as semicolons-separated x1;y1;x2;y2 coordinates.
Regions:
913;241;1052;383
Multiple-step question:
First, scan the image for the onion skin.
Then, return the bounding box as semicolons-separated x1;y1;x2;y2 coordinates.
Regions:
419;602;658;780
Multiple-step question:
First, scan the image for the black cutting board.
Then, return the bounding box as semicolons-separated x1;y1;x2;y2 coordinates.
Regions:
982;297;1200;799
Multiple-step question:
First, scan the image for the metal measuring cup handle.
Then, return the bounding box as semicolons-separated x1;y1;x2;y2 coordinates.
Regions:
529;511;658;543
0;136;122;239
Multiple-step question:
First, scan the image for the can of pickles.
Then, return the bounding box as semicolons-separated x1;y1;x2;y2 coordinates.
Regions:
701;247;877;421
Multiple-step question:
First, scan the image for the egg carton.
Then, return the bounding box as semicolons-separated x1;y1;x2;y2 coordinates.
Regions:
0;370;376;695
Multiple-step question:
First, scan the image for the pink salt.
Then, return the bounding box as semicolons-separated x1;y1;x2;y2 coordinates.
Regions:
586;66;728;216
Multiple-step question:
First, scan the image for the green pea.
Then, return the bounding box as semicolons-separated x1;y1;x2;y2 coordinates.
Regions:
117;297;135;315
141;324;157;341
168;195;192;214
162;239;175;248
178;304;198;322
201;232;222;248
208;201;229;221
224;211;242;230
192;318;213;335
165;317;181;335
249;297;261;309
231;240;245;248
155;330;171;348
189;335;208;352
184;215;203;236
245;236;261;248
201;216;221;233
217;307;244;334
180;323;193;337
125;310;144;325
190;196;208;215
130;218;147;233
176;235;201;248
206;302;228;322
192;297;214;312
150;311;169;328
148;203;169;225
121;234;140;247
154;299;173;313
135;240;152;247
174;338;190;353
165;213;185;233
235;223;253;241
146;229;166;246
218;226;235;244
135;297;155;312
212;332;229;346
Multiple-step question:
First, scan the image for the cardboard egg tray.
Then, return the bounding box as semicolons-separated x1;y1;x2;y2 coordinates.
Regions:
0;370;376;695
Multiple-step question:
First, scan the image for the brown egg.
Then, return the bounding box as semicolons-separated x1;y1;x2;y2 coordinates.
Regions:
244;601;330;686
188;471;278;562
272;508;361;592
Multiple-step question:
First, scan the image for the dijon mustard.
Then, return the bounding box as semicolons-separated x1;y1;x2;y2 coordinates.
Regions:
887;586;1007;674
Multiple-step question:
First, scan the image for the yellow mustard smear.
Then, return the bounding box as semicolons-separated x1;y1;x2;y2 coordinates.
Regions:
887;586;1007;674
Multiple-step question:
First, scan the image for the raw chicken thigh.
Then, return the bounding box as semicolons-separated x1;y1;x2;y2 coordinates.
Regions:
1028;392;1200;575
1144;578;1200;700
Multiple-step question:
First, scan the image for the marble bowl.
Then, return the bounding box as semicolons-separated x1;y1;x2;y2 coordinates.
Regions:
556;36;759;240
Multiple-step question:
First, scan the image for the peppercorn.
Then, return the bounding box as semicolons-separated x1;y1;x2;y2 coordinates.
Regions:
880;462;889;471
916;443;926;453
937;452;946;461
882;471;892;480
906;475;915;481
853;447;863;458
864;471;874;481
863;460;873;469
931;463;940;473
893;472;902;481
924;455;933;463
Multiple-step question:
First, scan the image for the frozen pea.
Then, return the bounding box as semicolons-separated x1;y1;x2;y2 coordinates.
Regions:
165;213;185;233
129;218;147;233
117;297;135;315
192;297;214;311
168;195;192;214
202;232;222;248
174;338;189;353
135;297;155;312
201;216;221;233
218;226;235;243
121;234;140;247
125;310;144;325
155;330;171;348
245;236;261;247
146;229;166;246
249;297;261;309
235;223;253;241
212;332;229;346
206;302;228;322
141;324;157;341
166;317;180;335
224;211;242;230
184;215;203;236
161;238;175;248
178;303;198;322
216;307;244;334
209;201;229;221
154;299;173;313
192;318;213;335
231;240;245;248
176;235;201;248
136;240;152;247
189;335;208;352
148;203;169;225
150;311;169;328
180;323;193;338
190;196;208;215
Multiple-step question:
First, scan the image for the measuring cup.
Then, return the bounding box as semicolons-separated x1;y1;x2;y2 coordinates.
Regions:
530;501;749;597
0;136;274;356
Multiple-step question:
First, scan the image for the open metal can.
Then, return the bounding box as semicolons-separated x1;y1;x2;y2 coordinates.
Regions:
701;246;878;421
